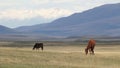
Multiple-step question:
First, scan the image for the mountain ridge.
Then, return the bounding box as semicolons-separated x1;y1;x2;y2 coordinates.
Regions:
0;3;120;37
14;3;120;36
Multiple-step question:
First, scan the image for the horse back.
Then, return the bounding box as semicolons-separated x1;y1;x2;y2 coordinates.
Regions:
88;39;96;47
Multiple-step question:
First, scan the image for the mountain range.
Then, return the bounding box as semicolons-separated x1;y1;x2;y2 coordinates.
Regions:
0;3;120;39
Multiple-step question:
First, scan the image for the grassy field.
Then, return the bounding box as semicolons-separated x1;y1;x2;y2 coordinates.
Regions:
0;41;120;68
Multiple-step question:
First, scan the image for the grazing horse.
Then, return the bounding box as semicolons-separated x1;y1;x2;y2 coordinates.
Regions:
85;39;96;55
33;43;43;51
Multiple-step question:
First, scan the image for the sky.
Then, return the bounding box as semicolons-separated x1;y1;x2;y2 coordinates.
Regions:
0;0;120;28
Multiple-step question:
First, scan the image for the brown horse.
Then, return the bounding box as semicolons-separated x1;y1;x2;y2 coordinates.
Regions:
85;39;96;55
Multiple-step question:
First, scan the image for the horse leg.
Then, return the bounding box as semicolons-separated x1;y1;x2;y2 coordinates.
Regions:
91;47;95;55
89;48;92;55
85;48;88;55
36;48;39;51
41;46;43;51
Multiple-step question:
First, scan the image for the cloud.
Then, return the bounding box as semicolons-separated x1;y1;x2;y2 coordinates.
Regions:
31;0;49;4
50;0;75;3
31;0;75;4
0;1;20;7
35;8;73;18
0;8;73;20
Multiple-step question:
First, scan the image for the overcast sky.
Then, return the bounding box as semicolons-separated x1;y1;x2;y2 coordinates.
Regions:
0;0;120;27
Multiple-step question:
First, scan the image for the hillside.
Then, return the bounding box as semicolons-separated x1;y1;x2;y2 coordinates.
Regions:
0;25;17;34
15;3;120;36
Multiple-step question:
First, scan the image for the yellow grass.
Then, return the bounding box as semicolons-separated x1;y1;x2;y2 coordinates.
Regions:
0;44;120;68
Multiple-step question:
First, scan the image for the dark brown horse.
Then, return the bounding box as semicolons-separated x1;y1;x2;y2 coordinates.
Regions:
33;43;43;51
85;39;96;55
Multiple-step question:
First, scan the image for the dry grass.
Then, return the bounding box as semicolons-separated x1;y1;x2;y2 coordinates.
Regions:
0;43;120;68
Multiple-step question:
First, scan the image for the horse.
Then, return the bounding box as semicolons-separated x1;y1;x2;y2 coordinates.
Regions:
33;43;43;51
85;39;96;55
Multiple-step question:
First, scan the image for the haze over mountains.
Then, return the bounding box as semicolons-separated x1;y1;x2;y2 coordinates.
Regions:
0;3;120;40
